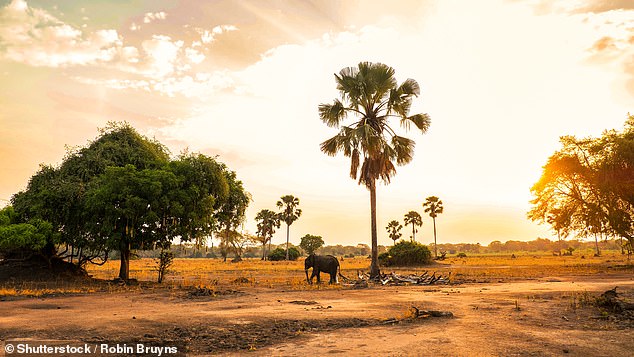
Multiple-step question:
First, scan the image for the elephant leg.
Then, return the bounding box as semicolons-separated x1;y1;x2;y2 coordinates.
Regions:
330;270;338;284
316;270;321;283
309;270;317;284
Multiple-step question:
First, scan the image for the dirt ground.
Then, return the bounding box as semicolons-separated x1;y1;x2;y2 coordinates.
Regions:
1;272;633;356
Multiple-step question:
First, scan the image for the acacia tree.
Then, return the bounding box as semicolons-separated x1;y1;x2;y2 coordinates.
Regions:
423;196;443;258
386;220;403;245
529;117;634;256
276;195;302;260
403;211;423;241
255;209;281;260
319;62;430;278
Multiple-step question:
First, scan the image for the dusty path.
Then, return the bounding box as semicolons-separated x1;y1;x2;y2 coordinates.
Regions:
1;275;632;356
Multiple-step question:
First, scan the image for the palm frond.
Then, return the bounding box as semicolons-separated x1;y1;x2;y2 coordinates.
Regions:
398;78;420;97
402;113;431;133
392;135;415;165
318;100;346;127
320;135;340;156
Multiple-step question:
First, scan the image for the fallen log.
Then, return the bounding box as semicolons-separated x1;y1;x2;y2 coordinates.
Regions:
343;271;452;287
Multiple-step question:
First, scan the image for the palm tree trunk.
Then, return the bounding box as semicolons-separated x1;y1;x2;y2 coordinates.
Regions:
432;217;437;259
262;241;266;260
285;224;290;260
412;224;416;242
369;180;380;278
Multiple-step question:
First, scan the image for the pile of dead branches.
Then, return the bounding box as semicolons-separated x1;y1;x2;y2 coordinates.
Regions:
342;270;451;286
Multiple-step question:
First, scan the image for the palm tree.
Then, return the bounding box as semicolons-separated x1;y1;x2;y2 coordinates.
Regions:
386;220;403;245
255;209;281;260
423;196;443;258
319;62;430;278
276;195;302;260
403;211;423;241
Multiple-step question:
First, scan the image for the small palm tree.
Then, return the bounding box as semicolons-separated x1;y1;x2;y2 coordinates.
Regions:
386;220;403;245
255;209;281;260
403;211;423;241
276;195;302;260
319;62;430;278
423;196;444;258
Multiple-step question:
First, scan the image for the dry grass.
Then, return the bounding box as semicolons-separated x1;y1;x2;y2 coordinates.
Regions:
85;251;632;287
2;252;630;297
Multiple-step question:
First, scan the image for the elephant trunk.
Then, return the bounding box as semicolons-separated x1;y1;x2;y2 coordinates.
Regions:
305;269;310;284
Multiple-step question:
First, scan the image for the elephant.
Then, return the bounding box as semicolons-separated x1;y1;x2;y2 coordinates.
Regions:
305;254;340;284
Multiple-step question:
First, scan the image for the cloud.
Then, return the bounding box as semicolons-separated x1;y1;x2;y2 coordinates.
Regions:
140;35;184;77
0;0;122;67
519;0;634;97
143;11;167;24
198;25;238;44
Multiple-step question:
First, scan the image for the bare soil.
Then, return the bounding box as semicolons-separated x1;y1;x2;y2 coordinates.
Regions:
1;272;633;356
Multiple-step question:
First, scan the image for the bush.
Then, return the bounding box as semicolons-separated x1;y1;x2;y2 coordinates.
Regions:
456;252;467;258
268;247;301;261
379;241;432;267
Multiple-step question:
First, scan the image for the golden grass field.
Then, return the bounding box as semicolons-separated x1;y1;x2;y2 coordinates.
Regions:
0;251;630;297
86;250;632;288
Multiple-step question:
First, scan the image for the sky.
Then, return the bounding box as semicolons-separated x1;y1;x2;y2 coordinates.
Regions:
0;0;633;247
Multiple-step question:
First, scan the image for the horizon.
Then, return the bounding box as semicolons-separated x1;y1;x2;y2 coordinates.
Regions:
1;0;633;247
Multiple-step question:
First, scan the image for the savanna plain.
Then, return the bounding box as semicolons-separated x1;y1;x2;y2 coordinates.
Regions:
1;252;632;356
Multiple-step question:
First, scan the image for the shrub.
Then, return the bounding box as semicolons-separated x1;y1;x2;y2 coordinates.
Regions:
379;241;432;267
155;249;174;284
456;252;467;258
268;247;301;261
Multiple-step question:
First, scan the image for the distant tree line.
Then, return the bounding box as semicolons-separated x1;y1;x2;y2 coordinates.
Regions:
436;238;624;255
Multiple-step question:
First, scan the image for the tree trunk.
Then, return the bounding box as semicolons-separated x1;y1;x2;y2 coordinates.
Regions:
620;235;624;255
594;234;600;256
369;180;380;278
412;224;416;242
118;241;131;280
262;241;266;260
432;217;438;259
285;223;290;260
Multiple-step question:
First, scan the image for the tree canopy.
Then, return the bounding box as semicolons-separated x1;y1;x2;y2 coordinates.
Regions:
299;234;325;255
5;122;246;279
529;116;634;255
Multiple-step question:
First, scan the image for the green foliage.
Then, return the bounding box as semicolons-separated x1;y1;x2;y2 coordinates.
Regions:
155;249;174;284
10;123;243;279
215;169;251;259
299;234;325;255
379;241;432;267
268;246;300;261
403;211;422;241
386;220;403;244
456;252;467;258
319;62;430;278
255;209;281;259
276;195;301;260
0;206;57;257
